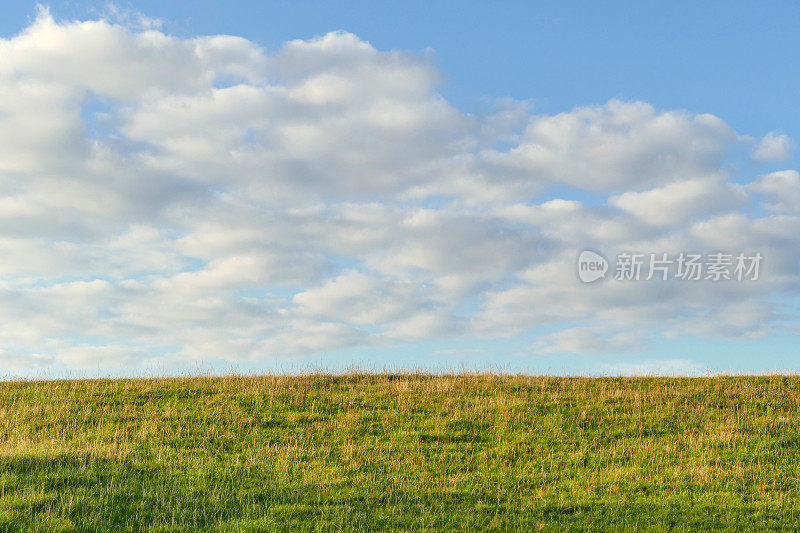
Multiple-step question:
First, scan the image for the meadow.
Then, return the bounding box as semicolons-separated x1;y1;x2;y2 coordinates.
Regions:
1;373;799;531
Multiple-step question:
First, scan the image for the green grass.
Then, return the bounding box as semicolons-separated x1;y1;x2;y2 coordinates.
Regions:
1;374;800;531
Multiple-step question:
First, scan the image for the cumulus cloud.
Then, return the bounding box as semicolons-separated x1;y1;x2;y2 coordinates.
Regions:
0;9;798;374
752;132;794;162
748;170;800;213
481;100;738;192
609;177;746;227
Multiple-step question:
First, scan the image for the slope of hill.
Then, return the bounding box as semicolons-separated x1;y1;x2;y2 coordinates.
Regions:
1;374;798;531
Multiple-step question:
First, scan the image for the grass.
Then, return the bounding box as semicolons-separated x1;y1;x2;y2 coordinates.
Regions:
1;374;800;531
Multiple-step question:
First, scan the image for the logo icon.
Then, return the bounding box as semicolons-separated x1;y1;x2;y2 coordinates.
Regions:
578;250;608;283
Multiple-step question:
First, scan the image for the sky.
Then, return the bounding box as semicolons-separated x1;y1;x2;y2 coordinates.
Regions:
0;1;798;377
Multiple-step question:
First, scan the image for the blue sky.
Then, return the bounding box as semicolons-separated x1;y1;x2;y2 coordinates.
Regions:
0;2;798;377
4;0;798;137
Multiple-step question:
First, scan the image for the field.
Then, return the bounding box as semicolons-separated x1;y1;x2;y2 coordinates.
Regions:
1;374;800;531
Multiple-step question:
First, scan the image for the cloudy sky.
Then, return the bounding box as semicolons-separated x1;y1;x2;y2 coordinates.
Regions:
1;2;798;377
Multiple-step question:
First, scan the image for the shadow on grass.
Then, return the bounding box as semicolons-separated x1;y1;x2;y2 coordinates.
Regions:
3;453;800;532
0;453;278;531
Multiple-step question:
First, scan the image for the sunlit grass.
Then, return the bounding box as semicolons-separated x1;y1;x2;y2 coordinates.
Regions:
1;373;799;530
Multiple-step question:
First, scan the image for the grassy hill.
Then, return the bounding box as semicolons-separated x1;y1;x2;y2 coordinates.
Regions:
1;374;799;531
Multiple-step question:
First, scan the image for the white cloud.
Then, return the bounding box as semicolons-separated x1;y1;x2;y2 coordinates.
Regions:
0;8;266;100
0;11;797;374
293;271;420;326
599;359;709;377
610;177;746;227
748;170;800;213
481;100;738;192
752;132;794;162
532;328;645;354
